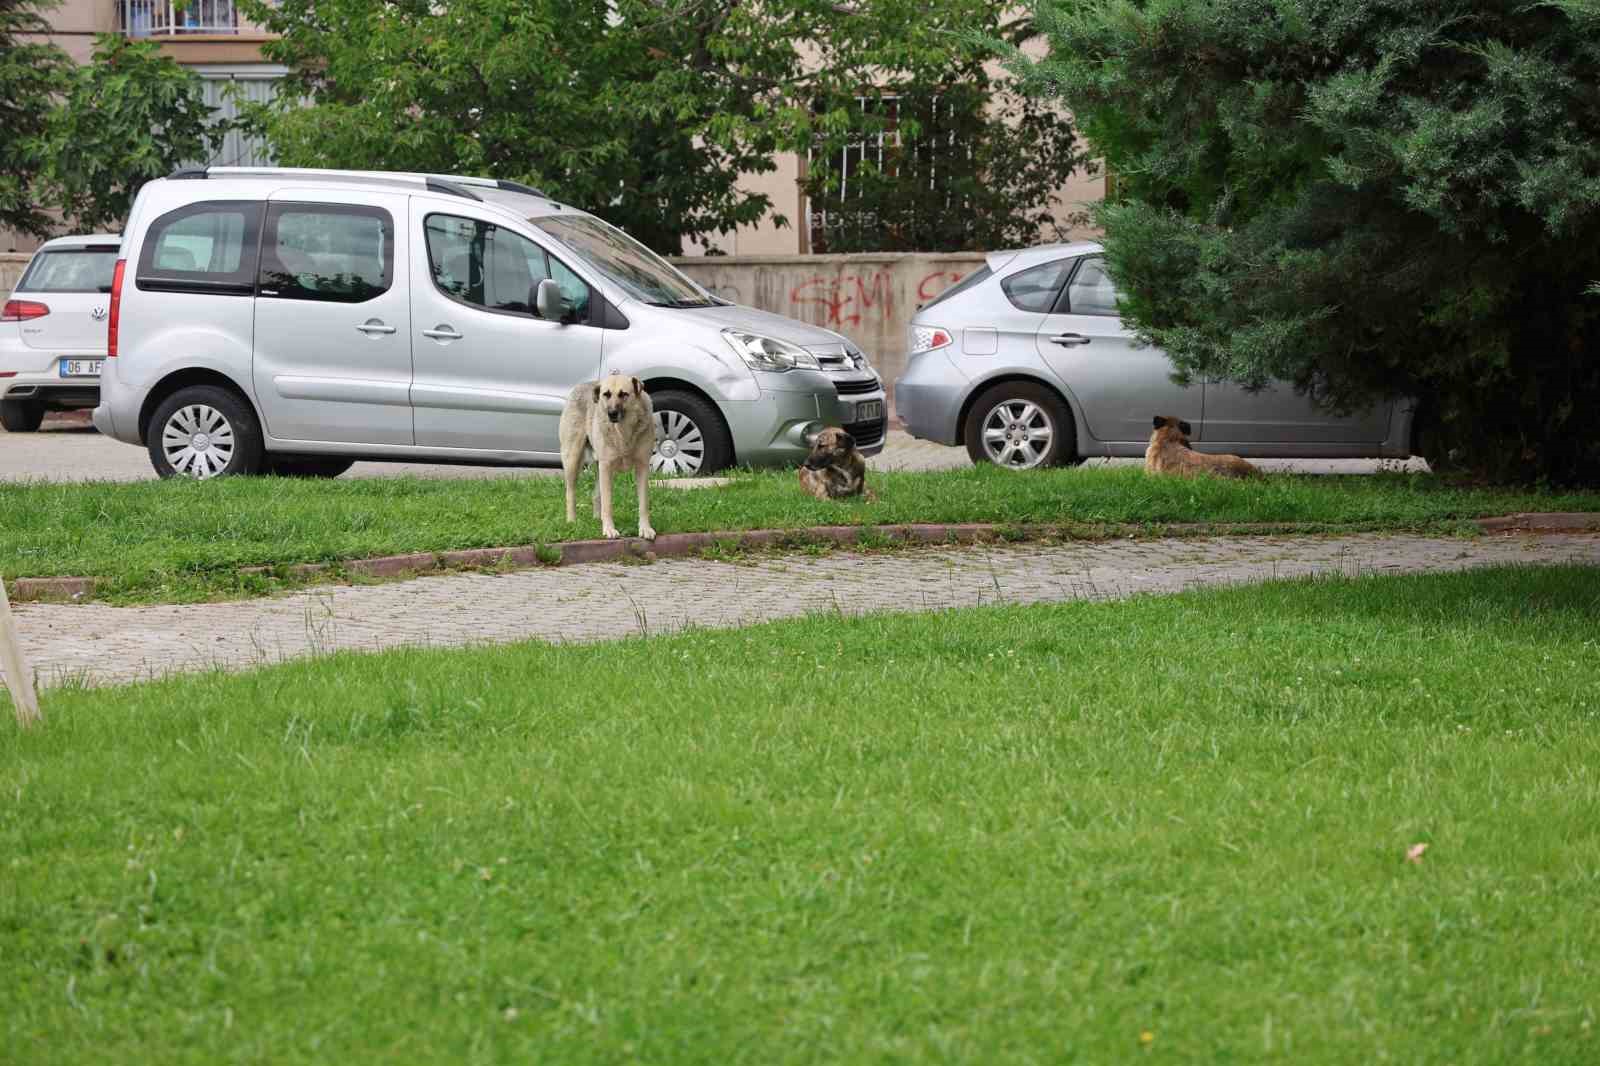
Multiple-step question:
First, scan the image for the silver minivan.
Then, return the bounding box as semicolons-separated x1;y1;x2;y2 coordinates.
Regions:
94;167;885;478
895;242;1416;467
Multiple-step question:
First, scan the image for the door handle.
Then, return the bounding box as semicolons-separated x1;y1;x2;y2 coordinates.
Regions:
1050;333;1091;347
355;320;396;335
422;326;463;341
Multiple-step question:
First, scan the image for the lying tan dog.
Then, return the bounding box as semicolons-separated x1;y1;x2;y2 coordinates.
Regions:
560;373;657;540
1145;415;1260;479
799;426;875;501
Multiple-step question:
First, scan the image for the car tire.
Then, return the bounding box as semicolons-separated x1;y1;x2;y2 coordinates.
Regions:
649;389;733;476
0;398;45;433
963;381;1080;469
147;385;265;480
265;456;356;479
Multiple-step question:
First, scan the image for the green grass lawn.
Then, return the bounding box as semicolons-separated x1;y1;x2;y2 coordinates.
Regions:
4;465;1598;602
4;564;1599;1064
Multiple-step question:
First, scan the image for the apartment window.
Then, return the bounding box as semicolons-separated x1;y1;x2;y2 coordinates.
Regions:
120;0;239;36
805;92;967;254
193;69;285;167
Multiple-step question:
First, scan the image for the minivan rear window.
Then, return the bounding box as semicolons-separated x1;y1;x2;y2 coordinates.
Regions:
136;201;262;295
16;248;119;293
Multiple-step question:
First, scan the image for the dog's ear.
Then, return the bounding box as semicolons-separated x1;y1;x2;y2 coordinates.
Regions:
1153;415;1166;429
1179;420;1194;437
631;376;643;396
840;431;856;451
592;382;601;402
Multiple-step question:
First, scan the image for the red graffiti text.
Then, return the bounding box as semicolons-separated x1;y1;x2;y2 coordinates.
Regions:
789;273;893;328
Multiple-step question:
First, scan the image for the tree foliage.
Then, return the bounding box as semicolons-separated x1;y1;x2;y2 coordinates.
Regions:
1;4;217;240
44;36;220;233
1008;0;1600;482
237;0;1086;255
803;10;1090;252
0;0;68;238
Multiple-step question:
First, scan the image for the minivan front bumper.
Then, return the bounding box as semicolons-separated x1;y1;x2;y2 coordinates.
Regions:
733;369;887;465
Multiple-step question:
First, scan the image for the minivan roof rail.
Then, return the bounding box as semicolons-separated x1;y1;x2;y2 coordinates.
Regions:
169;166;548;200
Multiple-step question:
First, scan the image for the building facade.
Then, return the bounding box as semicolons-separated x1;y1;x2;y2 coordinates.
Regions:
11;5;1101;256
6;0;284;252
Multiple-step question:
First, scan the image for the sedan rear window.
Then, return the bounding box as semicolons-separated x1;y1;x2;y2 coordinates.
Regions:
16;248;119;293
1001;258;1074;313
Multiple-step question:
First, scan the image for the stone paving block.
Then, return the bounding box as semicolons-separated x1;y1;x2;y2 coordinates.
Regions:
8;533;1598;690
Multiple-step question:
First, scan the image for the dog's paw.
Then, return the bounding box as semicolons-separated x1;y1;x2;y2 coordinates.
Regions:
638;524;657;541
602;525;622;540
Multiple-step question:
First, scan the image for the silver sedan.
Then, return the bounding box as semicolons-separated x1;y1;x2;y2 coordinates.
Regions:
894;242;1416;469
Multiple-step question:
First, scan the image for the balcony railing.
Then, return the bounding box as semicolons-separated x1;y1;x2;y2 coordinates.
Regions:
120;0;240;36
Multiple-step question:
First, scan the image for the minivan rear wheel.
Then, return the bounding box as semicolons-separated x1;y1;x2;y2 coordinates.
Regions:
649;390;732;476
148;386;265;480
964;382;1079;469
0;398;45;433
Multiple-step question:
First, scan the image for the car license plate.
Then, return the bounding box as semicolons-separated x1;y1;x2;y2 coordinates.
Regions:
856;399;883;422
59;358;103;378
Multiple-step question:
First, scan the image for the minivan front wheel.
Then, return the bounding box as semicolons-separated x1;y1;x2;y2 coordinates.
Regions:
649;390;732;476
964;382;1078;469
148;386;265;480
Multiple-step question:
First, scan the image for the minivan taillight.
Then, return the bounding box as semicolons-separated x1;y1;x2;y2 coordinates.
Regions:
1;299;49;322
107;258;126;356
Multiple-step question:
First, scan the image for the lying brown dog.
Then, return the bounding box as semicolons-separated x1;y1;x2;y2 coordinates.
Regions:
1145;415;1260;479
799;426;875;500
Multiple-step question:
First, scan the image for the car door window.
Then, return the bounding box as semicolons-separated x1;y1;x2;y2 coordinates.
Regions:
136;200;261;294
425;213;591;321
1061;257;1120;317
258;204;393;303
1001;258;1074;312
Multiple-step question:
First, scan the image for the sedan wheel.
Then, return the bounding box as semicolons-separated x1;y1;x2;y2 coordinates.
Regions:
980;399;1056;469
962;381;1078;469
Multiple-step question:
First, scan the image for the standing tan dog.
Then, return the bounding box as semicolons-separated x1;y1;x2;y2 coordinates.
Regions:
1145;415;1260;479
560;374;657;540
799;426;875;501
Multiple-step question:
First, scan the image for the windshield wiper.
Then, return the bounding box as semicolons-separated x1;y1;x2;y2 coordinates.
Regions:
646;298;714;308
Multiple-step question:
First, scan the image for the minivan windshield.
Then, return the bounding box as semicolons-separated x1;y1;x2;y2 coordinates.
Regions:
529;215;713;308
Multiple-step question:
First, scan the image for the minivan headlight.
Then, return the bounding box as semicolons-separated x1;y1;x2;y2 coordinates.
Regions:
722;329;821;372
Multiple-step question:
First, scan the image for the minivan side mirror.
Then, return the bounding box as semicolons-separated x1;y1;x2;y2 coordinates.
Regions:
534;278;567;323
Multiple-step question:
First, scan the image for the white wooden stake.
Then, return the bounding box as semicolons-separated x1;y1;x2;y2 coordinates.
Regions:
0;579;41;728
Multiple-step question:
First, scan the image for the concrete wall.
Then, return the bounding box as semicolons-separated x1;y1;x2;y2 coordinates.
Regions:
1;254;28;301
671;252;986;394
2;251;983;397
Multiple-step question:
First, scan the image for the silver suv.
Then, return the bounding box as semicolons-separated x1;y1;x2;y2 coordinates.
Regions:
94;167;885;478
895;242;1415;468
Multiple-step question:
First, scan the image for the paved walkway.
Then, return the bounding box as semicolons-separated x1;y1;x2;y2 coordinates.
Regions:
12;532;1597;690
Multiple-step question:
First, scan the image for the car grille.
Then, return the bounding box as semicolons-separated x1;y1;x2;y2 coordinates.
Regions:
843;416;886;449
833;378;879;396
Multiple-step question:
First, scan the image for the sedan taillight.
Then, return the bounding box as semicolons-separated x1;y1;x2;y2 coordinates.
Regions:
910;325;953;354
108;258;126;356
1;299;50;322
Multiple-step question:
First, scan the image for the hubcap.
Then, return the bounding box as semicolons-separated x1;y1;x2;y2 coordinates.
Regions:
162;404;236;479
981;400;1054;469
650;410;705;476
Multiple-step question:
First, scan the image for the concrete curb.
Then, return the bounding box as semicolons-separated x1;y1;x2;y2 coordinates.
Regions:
8;512;1599;602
